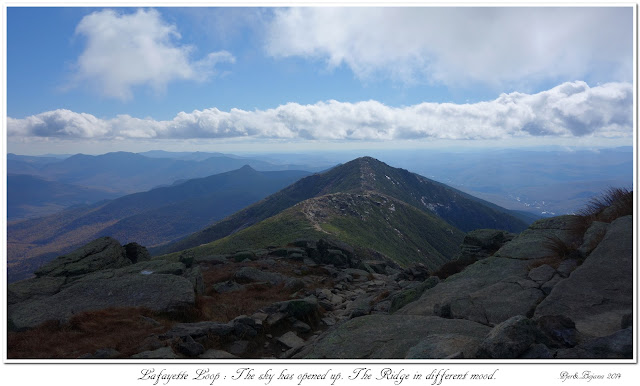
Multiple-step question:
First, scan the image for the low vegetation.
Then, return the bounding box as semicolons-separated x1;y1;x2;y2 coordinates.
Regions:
577;187;633;223
530;187;633;271
7;307;174;359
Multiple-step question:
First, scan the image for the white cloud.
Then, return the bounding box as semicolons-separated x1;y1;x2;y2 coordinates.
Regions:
8;81;632;141
7;109;111;138
264;7;632;87
71;9;235;100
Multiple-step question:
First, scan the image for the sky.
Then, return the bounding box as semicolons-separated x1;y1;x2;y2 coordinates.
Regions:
5;5;635;155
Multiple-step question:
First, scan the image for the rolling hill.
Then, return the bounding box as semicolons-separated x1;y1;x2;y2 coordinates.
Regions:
7;174;121;221
7;151;325;194
7;166;310;283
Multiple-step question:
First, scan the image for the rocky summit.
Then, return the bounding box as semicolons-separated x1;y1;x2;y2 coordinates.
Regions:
8;237;201;331
7;198;633;359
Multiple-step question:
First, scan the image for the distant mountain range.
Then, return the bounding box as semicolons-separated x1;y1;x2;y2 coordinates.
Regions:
366;147;633;216
156;157;529;270
7;174;120;221
7;151;326;195
7;166;310;283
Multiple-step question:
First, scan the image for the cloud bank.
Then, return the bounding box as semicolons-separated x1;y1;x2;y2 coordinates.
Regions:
71;9;235;100
8;81;632;141
265;7;632;87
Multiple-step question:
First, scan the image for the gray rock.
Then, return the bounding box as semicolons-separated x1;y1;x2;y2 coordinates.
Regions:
185;266;205;296
446;278;544;326
228;340;252;356
284;278;306;292
348;295;373;319
251;312;269;323
459;229;515;262
323;249;348;266
578;221;609;256
265;297;320;322
8;276;66;305
176;335;205;357
464;229;515;250
540;274;563;295
278;331;305;349
293;320;312;333
535;315;578;348
364;260;389;274
405;334;484;359
385;266;401;276
397;256;531;318
199;349;238;359
213;280;245;294
233;267;286;285
402;264;432;281
520;344;553;359
288;253;305;261
9;273;196;330
131;347;178;359
318;300;333;311
528;264;556;283
534;216;633;337
137;335;164;352
73;259;186;282
35;237;132;278
556;259;579;278
162;321;234;339
303;258;318;266
232;316;258;339
556;328;632;359
389;276;439;313
494;216;581;261
477;315;538;359
123;242;151;263
373;300;392;313
139;316;162;327
321;317;336;326
296;314;490;359
265;312;288;328
315;288;332;299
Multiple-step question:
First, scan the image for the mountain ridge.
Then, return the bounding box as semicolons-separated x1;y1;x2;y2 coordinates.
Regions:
8;151;326;194
156;156;528;255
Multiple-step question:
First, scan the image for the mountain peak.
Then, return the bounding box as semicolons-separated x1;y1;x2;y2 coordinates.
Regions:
358;155;381;163
346;156;385;168
238;164;256;172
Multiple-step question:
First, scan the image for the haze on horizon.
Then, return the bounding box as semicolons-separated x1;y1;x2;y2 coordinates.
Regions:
6;6;634;156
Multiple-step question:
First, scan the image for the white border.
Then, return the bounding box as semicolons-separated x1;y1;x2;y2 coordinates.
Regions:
1;1;638;385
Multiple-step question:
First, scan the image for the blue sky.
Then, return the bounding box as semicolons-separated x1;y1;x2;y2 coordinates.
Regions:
6;6;635;154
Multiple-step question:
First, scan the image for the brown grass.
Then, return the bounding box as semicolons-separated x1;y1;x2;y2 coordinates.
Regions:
571;187;634;235
8;255;337;358
7;307;174;359
200;262;236;289
197;283;293;322
197;258;333;322
527;234;583;271
578;187;633;221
